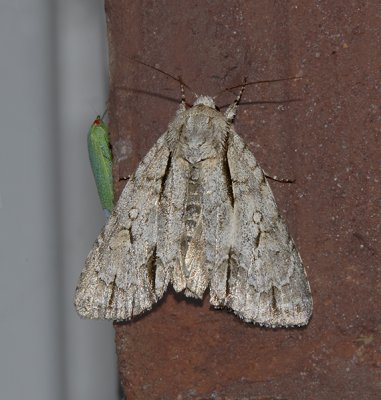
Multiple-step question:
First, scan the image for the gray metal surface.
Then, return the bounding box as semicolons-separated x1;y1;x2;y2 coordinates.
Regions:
0;1;117;399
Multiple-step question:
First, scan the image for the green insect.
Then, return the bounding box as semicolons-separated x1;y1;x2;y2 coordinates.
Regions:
87;114;113;218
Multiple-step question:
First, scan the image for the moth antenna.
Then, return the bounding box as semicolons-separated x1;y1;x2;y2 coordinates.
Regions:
129;58;195;97
179;75;186;107
226;76;302;92
114;87;186;106
224;77;247;122
232;77;247;107
215;76;302;101
219;98;302;110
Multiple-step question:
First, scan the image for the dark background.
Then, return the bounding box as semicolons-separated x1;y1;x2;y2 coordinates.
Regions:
106;1;380;399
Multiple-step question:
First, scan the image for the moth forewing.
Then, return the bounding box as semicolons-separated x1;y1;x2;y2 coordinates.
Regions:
219;129;312;327
75;95;312;327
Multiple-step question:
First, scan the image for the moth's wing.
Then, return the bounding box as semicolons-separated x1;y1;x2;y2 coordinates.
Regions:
184;156;234;298
75;132;173;320
156;154;190;294
209;129;312;327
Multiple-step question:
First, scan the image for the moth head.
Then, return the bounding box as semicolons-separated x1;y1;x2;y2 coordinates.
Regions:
193;96;216;109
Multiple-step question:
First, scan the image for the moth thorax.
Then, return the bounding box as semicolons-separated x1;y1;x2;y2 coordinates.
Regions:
193;95;215;109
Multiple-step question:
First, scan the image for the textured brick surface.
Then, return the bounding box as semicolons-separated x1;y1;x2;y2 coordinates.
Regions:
105;1;380;398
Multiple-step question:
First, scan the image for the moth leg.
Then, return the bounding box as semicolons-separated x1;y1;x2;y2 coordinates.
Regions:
264;172;295;184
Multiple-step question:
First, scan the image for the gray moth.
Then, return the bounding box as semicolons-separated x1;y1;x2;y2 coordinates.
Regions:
74;86;312;327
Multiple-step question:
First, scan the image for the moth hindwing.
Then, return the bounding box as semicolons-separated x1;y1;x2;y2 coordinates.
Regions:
75;94;312;327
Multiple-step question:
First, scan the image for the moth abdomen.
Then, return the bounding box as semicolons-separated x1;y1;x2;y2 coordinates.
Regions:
184;165;202;245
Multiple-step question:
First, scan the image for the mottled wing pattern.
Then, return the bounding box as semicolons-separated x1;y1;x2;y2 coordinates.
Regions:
75;97;312;326
156;154;190;296
193;157;234;298
75;133;173;320
209;129;312;327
